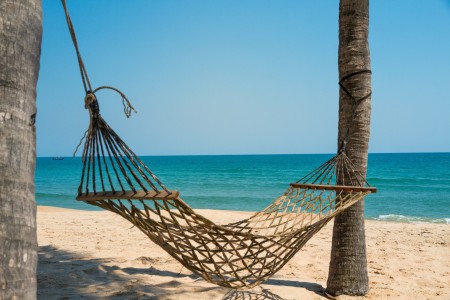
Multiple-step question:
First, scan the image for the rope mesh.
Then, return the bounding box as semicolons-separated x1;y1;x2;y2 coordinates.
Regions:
76;95;375;288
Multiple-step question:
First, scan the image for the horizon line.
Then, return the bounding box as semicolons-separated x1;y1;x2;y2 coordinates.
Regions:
38;151;450;158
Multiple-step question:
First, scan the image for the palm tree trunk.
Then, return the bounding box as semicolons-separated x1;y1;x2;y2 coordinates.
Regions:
0;0;42;299
326;0;372;296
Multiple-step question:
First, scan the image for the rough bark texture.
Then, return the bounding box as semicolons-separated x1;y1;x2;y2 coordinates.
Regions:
0;0;42;299
326;0;372;296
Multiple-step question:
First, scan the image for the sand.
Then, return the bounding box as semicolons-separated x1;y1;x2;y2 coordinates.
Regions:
37;206;450;299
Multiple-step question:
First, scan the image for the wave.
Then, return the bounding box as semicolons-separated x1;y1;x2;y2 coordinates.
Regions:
370;214;450;224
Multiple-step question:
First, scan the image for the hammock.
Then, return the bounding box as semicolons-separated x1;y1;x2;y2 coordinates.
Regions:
62;0;376;289
75;91;374;288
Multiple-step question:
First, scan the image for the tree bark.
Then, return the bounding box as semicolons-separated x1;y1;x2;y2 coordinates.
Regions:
326;0;372;296
0;0;42;299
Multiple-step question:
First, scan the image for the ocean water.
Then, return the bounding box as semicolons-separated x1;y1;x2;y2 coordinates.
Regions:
35;153;450;224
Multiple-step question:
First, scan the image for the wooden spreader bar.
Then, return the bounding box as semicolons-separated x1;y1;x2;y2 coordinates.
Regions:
77;190;180;201
290;183;377;193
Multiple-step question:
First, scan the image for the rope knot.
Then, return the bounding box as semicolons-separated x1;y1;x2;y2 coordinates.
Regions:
84;92;100;117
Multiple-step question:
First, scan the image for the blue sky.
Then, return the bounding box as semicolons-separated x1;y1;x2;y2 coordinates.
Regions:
37;0;450;156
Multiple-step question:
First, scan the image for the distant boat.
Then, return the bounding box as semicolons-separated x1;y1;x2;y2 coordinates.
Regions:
52;157;64;160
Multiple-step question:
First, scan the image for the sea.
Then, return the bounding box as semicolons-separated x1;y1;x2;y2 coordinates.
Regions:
36;153;450;224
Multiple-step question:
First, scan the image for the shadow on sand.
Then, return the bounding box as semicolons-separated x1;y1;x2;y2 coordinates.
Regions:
222;280;325;300
38;245;326;299
38;245;211;299
223;289;286;300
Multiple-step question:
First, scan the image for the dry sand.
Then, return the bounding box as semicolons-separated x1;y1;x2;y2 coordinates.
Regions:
37;206;450;299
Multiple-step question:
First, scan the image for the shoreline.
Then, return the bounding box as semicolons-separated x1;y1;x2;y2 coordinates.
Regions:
37;205;450;225
37;206;450;299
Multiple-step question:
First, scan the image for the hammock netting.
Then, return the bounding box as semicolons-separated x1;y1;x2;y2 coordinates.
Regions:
76;92;376;288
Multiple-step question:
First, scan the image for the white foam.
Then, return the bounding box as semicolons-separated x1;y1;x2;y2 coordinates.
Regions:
374;214;450;224
440;218;450;225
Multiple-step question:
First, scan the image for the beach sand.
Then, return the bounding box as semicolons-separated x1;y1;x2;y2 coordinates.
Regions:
37;206;449;299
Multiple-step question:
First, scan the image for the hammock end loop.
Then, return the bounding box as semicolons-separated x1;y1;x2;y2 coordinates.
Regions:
338;140;347;154
91;85;137;118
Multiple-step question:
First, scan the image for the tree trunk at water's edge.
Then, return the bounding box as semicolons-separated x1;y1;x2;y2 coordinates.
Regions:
0;0;42;299
326;0;372;297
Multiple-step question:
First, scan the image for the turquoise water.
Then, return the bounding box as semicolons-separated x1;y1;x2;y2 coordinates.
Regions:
36;153;450;224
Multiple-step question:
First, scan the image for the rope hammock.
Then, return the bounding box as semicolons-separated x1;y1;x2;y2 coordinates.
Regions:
61;0;376;289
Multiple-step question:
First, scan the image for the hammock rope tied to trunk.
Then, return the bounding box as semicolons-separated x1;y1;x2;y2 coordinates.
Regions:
62;0;376;289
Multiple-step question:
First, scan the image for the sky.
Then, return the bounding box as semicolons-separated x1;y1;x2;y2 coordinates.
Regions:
36;0;450;157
